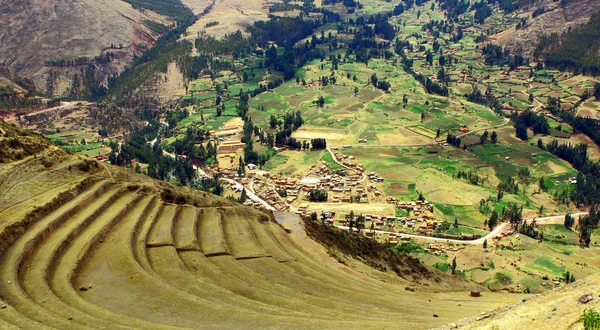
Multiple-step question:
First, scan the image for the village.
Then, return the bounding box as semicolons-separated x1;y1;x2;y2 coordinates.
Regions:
205;130;496;247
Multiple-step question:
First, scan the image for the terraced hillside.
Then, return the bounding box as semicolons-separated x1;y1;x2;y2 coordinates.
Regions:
0;122;520;329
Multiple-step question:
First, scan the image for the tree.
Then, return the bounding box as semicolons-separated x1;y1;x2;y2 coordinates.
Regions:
539;176;548;192
425;50;434;66
564;213;574;229
480;130;489;144
529;93;534;103
474;3;492;24
488;210;499;230
491;131;498;143
270;115;277;128
451;257;457;275
317;96;325;107
439;55;446;66
310;212;318;221
516;123;528;140
483;239;488;249
355;214;366;232
454;218;459;228
580;227;592;247
595;82;600;100
266;133;274;148
239;188;247;202
370;73;378;86
311;138;327;150
393;2;404;15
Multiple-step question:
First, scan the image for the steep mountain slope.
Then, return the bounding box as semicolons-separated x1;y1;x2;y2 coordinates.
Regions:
0;121;521;329
490;0;600;57
0;0;168;96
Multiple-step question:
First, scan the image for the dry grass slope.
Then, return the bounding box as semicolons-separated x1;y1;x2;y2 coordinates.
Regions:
0;0;167;94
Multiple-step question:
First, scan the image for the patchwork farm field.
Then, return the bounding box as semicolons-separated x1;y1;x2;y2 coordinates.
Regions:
341;131;579;227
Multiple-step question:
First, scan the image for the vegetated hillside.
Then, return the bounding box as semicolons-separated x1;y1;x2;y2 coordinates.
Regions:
305;220;476;288
0;119;53;163
534;10;600;75
491;0;600;59
0;68;34;94
0;130;520;329
0;0;170;97
0;68;41;111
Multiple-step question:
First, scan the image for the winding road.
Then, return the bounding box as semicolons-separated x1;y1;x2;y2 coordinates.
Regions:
221;178;276;211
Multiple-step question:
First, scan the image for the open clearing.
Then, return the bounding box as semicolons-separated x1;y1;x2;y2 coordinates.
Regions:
186;0;272;40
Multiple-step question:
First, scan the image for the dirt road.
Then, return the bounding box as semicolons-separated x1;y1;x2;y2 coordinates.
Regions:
334;212;588;245
221;178;276;211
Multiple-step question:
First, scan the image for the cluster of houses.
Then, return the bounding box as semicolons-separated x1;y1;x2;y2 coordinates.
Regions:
295;205;336;224
334;152;365;172
217;140;245;156
425;244;459;255
367;172;384;183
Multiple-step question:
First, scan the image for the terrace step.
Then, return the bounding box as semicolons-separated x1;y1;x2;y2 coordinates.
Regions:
206;255;344;319
0;181;114;329
148;246;296;317
133;201;163;274
197;208;230;256
19;185;126;329
173;206;201;251
146;204;178;247
245;219;295;262
220;207;270;259
178;251;339;320
48;192;145;329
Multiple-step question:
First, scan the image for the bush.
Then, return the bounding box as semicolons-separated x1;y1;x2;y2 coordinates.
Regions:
580;308;600;330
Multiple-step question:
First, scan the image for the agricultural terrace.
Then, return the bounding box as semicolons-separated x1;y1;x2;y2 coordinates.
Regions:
0;151;520;329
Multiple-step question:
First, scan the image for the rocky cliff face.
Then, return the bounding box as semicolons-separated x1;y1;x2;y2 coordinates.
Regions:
490;0;600;58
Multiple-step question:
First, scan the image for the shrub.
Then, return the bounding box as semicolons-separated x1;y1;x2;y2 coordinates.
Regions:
580;308;600;330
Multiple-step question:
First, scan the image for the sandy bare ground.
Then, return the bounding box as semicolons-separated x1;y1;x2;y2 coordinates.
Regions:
456;273;600;329
185;0;271;40
156;61;187;103
180;0;214;15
